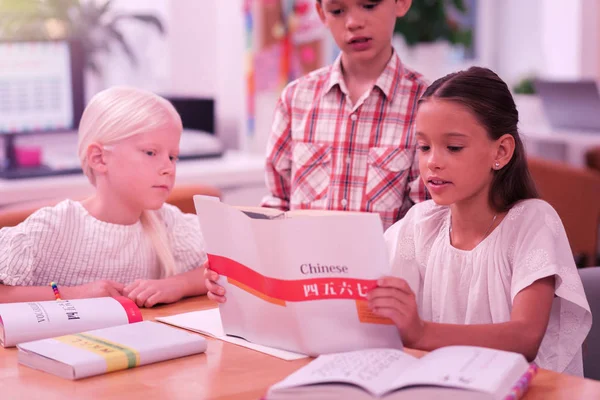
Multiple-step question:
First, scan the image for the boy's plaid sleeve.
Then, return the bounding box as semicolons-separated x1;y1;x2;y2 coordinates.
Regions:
261;92;293;211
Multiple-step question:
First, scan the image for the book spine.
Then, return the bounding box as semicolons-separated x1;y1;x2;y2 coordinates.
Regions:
0;316;5;347
113;297;143;323
503;363;538;400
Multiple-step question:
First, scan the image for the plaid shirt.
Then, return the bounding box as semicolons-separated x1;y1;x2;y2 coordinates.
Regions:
261;50;429;230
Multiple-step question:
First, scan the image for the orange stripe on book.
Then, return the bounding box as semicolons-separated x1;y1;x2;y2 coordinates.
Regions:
209;254;378;302
228;277;286;307
355;300;394;325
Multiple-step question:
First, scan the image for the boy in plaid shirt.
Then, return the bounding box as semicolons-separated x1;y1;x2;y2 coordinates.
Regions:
261;0;429;229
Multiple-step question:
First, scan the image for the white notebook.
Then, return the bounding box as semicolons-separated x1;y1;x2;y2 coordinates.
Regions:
17;321;207;380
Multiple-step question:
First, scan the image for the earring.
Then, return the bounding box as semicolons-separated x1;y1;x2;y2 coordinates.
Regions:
494;162;500;169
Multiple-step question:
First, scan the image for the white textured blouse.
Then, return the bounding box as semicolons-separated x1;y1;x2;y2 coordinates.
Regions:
385;199;592;376
0;200;207;287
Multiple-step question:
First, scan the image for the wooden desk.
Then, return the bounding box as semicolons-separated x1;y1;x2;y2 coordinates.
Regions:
2;297;600;399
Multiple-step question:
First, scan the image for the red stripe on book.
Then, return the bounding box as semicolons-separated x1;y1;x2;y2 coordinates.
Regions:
208;254;378;302
114;297;143;323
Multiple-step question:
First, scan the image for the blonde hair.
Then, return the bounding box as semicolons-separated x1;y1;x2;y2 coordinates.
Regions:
78;86;183;277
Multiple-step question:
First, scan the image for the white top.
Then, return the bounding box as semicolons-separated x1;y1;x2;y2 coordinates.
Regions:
0;200;207;287
385;199;592;376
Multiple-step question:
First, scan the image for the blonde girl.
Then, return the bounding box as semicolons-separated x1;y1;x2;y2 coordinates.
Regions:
0;86;208;307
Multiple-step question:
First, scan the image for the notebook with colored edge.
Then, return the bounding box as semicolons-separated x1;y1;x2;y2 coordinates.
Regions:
17;320;207;380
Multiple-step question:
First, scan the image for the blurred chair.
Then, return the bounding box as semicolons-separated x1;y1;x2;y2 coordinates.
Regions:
527;157;600;267
579;266;600;380
586;146;600;173
0;184;221;229
165;184;221;214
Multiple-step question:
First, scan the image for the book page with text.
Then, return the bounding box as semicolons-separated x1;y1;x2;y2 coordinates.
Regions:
270;349;418;396
391;346;528;396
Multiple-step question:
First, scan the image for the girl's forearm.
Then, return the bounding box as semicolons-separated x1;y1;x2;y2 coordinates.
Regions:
415;320;542;361
0;284;56;303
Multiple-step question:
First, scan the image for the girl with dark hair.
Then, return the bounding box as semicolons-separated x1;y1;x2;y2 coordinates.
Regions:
369;67;591;375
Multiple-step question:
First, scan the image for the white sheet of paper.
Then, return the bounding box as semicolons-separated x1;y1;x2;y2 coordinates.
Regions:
157;308;224;337
155;309;308;361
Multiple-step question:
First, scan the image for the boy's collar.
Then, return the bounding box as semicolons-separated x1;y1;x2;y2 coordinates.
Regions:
324;49;404;99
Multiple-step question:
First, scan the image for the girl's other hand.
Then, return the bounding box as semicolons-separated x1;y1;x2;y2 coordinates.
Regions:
205;267;227;303
123;278;186;308
367;276;425;348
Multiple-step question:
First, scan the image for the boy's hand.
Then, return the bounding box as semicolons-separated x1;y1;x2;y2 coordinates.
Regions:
367;277;425;348
205;267;227;303
123;279;186;308
63;280;124;300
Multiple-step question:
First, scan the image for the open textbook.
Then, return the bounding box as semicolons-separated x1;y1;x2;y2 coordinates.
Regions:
265;346;537;400
193;196;401;356
0;297;141;347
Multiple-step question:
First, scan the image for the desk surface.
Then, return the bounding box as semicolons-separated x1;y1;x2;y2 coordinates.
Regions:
0;151;266;208
2;297;600;400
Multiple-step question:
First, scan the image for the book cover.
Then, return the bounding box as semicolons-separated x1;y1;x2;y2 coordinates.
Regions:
17;321;208;380
193;195;401;356
0;297;141;347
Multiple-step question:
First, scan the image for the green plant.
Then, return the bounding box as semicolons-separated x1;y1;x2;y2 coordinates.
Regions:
513;77;536;95
0;0;165;75
394;0;472;48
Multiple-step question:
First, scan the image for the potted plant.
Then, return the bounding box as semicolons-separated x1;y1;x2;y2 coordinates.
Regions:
394;0;472;48
0;0;165;76
512;75;548;129
513;77;536;95
392;0;473;80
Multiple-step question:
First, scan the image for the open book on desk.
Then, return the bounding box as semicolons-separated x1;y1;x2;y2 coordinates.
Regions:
193;196;401;357
265;346;537;400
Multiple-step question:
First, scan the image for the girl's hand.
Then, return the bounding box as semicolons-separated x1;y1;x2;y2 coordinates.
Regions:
123;278;185;308
367;277;425;348
204;267;227;303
